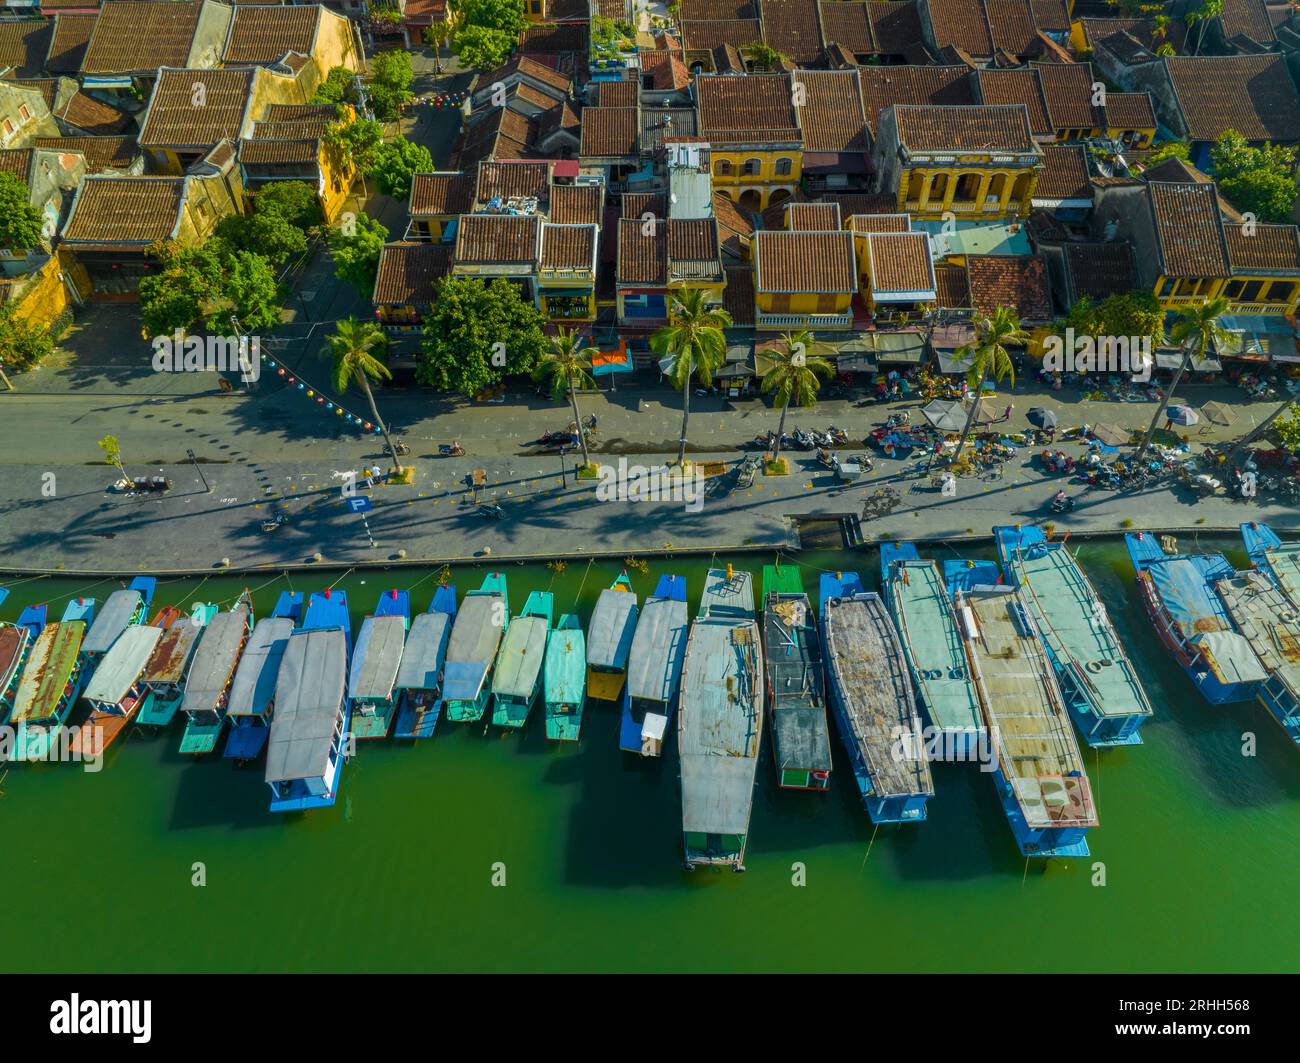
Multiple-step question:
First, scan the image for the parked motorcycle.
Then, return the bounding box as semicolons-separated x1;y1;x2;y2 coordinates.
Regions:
261;513;288;532
478;503;505;520
439;441;466;457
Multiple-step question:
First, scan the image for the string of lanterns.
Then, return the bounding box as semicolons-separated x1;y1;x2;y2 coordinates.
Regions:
260;353;384;435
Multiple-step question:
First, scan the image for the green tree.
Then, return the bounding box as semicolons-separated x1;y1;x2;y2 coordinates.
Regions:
452;24;517;71
744;41;789;71
532;327;598;469
0;173;44;253
0;302;56;383
312;66;357;107
458;0;526;35
1055;291;1164;348
1185;0;1224;54
1271;405;1300;452
138;241;281;337
418;276;547;394
367;49;415;120
649;289;731;466
213;250;282;334
371;138;434;201
325;118;384;194
424;20;454;73
98;434;128;481
760;330;834;464
327;211;388;294
1145;140;1189;167
1227;400;1300;463
1136;297;1230;461
216;209;307;267
253;180;324;231
1210;130;1299;223
952;307;1026;462
329;317;403;473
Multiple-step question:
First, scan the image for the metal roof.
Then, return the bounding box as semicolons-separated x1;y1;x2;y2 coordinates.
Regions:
394;611;452;691
544;623;585;705
141;618;203;685
348;614;407;701
442;593;505;701
11;621;85;723
627;595;688;704
266;627;348;784
586;588;637;670
180;605;249;715
491;615;548;701
227;616;294;718
83;588;141;654
83;625;162;705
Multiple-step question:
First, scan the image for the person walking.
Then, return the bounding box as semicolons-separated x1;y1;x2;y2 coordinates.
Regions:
1001;402;1014;423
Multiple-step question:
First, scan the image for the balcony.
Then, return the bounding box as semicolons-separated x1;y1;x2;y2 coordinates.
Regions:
756;311;854;331
1228;302;1290;315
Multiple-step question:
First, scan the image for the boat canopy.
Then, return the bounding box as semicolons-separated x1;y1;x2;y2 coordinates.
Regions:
0;626;27;687
765;596;832;774
394;611;451;691
228;617;294;718
627;596;688;704
1189;630;1267;686
266;628;348;784
11;621;85;722
491;615;548;700
1215;573;1300;694
180;605;249;715
587;588;637;670
349;614;407;701
83;589;142;654
142;620;204;685
443;594;504;700
83;625;162;704
544;625;585;704
1147;555;1237;638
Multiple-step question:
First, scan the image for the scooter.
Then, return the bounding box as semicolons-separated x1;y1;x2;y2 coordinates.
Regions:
478;503;505;519
391;439;411;457
826;426;849;445
792;427;816;450
261;513;288;532
439;442;466;457
1050;492;1074;513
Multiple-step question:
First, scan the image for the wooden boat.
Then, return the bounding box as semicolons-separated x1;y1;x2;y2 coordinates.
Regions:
679;566;764;871
266;589;352;812
996;525;1153;747
880;542;985;762
178;596;252;754
820;571;933;822
135;603;217;729
72;611;168;760
762;565;831;790
82;578;155;658
443;573;508;723
1125;532;1266;705
586;573;637;702
491;591;552;729
7;597;96;762
224;591;303;760
0;604;46;723
543;614;586;741
1242;521;1300;609
622;574;688;757
1213;569;1300;750
393;584;456;740
349;589;410;740
945;559;1098;857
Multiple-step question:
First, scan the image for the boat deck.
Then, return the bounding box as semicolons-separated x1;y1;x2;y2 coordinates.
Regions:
141;620;203;686
1260;543;1300;609
266;627;348;785
349;615;407;702
83;625;162;705
1215;572;1300;699
181;605;250;715
764;595;830;773
587;587;637;671
443;593;505;701
627;595;689;705
395;611;452;692
228;617;295;718
83;589;142;654
11;621;86;723
492;614;548;701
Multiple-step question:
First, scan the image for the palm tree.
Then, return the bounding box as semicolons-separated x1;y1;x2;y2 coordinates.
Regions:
760;330;834;465
533;327;598;470
1226;400;1300;465
650;288;731;466
328;317;403;474
1135;297;1229;462
951;306;1027;463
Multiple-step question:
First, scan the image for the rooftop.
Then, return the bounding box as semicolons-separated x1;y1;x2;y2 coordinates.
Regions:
454;213;541;265
892;103;1036;153
755;229;857;294
373;242;453;305
62;175;184;250
81;0;205;75
1148;181;1231;279
966;253;1052;321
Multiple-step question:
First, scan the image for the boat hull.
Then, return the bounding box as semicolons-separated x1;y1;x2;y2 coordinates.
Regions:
179;717;227;755
991;765;1091;858
224;719;270;760
136;691;183;728
350;703;396;739
394;689;442;739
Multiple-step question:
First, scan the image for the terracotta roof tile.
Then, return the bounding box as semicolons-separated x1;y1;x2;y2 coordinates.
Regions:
1220;0;1275;43
34;134;138;172
593;80;638;108
849;212;910;233
892;103;1036;152
1148;182;1230;278
7;78;58;110
640;49;690;91
0;19;53;78
826;191;898;215
668;217;719;261
373;242;452;305
984;0;1038;55
933;262;970;307
786;201;842;230
520;21;588;52
540;223;597;269
223;5;319;64
868;0;923;54
475;160;550;204
480;53;573;95
1036;144;1091;201
974;68;1052;137
1165;55;1300;143
1033;62;1102;132
248;117;332;140
47;13;98;75
696;73;802;144
858;65;973;134
1078;17;1186;52
538;99;581;140
140;68;253;148
722;265;755;323
966;254;1051;320
1105;91;1156;131
792;69;868;153
56;88;132;135
866;231;935;293
680;0;756;17
408;172;474;216
762;0;825;65
0;148;32;181
1224;223;1300;275
81;0;204;74
579;107;640;158
62;175;183;248
617;217;667;285
550;182;602;225
1063;242;1137;301
265;103;338;121
680;18;762;51
819;1;875;54
454;213;541;265
623;191;665;219
755;230;856;293
925;0;994;54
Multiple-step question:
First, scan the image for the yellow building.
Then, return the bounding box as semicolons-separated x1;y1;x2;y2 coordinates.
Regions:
240;104;359;223
538;223;598;322
696;74;802;212
405;172;476;240
753;230;857;330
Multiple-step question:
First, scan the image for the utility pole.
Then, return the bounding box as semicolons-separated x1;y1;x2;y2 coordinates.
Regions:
186;449;210;493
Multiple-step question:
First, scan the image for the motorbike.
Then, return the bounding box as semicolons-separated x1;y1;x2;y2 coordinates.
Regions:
826;426;849;446
478;503;505;520
792;428;816;450
391;439;411;457
261;513;288;532
885;412;910;429
1050;492;1074;513
439;442;466;457
531;430;570;446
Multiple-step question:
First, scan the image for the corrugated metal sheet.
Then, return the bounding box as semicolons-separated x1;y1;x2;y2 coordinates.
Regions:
228;617;294;718
544;625;585;705
491;615;548;701
83;588;141;654
180;605;249;715
83;625;162;704
394;611;451;691
266;627;348;784
443;594;505;701
627;596;688;703
141;619;203;685
348;614;407;701
11;621;85;723
587;588;637;670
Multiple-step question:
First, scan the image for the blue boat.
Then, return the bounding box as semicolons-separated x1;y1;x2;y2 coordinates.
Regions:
820;571;933;823
8;596;97;762
393;584;457;739
995;525;1153;747
1125;532;1267;704
443;573;509;723
621;574;688;757
349;589;411;740
224;591;303;760
1242;521;1300;608
266;589;352;812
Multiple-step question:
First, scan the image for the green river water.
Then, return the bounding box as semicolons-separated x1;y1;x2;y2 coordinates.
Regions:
1;538;1297;973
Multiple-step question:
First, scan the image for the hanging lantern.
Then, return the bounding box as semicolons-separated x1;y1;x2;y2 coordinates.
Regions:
316;397;324;404
306;389;314;398
363;422;372;430
277;368;286;376
335;408;343;416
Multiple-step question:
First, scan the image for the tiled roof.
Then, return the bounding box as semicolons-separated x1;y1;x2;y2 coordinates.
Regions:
0;19;53;78
712;41;746;73
248;117;332;140
696;73;802;144
1148;182;1230;279
966;254;1052;320
623;191;665;219
579;107;640;158
849;212;910;233
1035;144;1091;201
550;182;602;225
933;262;970;308
641;49;690;91
480;54;573;96
924;0;994;54
668;217;719;262
405;171;471;217
47;13;98;75
786;202;842;230
680;18;762;51
540;223;597;269
869;0;924;54
520;21;589;52
223;5;319;64
81;0;204;74
264;103;338;121
892;104;1035;153
139;68;254;148
34;134;139;173
0;149;33;181
1104;92;1156;131
7;78;58;110
722;265;755;324
762;0;825;65
475;160;550;204
819;1;875;53
1063;242;1137;302
984;0;1042;56
825;191;898;215
57;88;132;136
61;176;183;249
1034;62;1102;132
792;69;868;154
538;99;581;140
866;231;935;293
713;191;753;255
754;230;856;293
593;80;637;108
454;213;541;265
372;242;453;305
617;218;667;285
680;0;757;17
974;68;1052;137
1078;17;1186;52
1224;223;1300;275
858;65;973;134
1164;55;1300;143
1220;0;1275;43
240;138;317;165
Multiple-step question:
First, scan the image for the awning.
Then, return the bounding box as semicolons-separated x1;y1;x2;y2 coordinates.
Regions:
874;332;926;364
552;161;581;179
829;336;876;373
592;340;634;376
935;350;975;375
1213;314;1300;363
1155;348;1220;372
931;322;976;351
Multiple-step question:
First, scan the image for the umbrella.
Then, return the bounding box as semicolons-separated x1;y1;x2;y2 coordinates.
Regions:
921;399;968;432
1091;422;1131;446
1201;400;1236;427
1027;407;1058;430
1167;405;1200;426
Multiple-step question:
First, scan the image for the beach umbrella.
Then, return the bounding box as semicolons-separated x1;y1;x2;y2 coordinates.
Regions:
1027;407;1058;430
1167;405;1200;426
921;399;967;432
1091;422;1131;446
1201;400;1236;427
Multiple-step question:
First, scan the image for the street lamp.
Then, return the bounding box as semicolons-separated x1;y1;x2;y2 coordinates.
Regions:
559;444;568;488
186;449;211;492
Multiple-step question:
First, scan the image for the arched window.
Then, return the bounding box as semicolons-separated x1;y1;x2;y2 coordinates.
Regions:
714;159;732;177
774;157;792;176
741;158;761;176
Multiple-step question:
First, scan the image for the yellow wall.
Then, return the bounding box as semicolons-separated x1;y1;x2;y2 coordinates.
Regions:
1106;125;1155;149
756;290;852;314
712;149;801;210
899;165;1039;219
1157;274;1300;315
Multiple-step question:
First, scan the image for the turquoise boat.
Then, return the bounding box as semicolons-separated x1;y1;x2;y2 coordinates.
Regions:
762;565;831;790
393;584;457;740
443;573;508;723
622;574;688;757
224;591;303;760
586;573;637;703
136;602;218;729
8;596;97;762
679;566;764;872
349;589;411;740
543;614;586;741
0;603;46;723
82;578;155;658
178;596;252;754
491;591;552;729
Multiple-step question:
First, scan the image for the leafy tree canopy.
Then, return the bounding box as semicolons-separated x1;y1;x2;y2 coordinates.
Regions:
325;118;384;173
371;138;434;201
1273;405;1300;451
418;276;547;394
0;173;45;253
1211;130;1299;223
138;240;281;338
0;301;56;372
1145;140;1189;166
366;49;415;119
458;0;527;36
253;180;324;231
1057;291;1165;345
453;24;518;71
327;211;388;294
312;66;357;107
